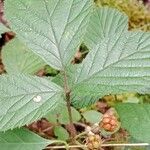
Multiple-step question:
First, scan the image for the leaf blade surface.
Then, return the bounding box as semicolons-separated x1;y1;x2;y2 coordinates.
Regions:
0;74;63;131
5;0;93;70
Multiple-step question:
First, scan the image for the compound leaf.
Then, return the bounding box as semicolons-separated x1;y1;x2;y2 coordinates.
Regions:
5;0;93;70
0;128;53;150
0;74;63;131
84;7;128;49
115;103;150;143
73;31;150;107
2;38;45;74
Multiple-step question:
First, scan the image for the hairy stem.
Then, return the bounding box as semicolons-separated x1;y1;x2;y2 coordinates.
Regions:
63;71;77;140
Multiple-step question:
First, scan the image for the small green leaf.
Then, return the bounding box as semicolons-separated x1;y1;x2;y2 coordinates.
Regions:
5;0;93;70
54;126;69;141
115;103;150;142
0;128;53;150
2;38;45;74
45;105;81;124
59;106;81;124
0;74;63;131
82;110;103;124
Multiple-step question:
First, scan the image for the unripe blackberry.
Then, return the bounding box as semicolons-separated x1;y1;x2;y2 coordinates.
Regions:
86;134;102;150
100;111;119;132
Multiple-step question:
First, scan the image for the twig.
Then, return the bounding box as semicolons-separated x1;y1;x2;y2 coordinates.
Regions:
45;143;150;149
45;145;86;150
102;143;150;147
42;126;53;133
63;71;76;139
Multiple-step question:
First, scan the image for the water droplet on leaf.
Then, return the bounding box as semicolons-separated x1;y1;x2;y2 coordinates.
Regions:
33;95;42;103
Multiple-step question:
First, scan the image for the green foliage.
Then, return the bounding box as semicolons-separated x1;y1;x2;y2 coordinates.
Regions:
54;126;69;141
58;106;81;124
96;0;150;31
72;7;150;108
1;0;150;145
46;105;81;124
5;0;93;70
2;38;45;74
45;65;58;76
84;7;128;49
0;74;63;131
0;128;53;150
116;103;150;142
82;110;103;124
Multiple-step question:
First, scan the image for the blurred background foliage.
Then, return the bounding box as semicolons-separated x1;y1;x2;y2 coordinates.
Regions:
95;0;150;31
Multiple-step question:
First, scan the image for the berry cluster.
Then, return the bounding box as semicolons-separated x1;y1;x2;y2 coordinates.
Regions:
86;134;102;150
100;111;119;132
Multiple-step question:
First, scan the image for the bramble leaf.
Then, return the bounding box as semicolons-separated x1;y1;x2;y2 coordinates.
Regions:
0;128;54;150
72;8;150;108
5;0;93;70
73;32;150;107
116;103;150;142
0;74;63;131
2;38;45;74
84;7;128;49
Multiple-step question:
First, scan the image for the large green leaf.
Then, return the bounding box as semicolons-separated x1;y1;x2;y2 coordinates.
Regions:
2;38;45;74
115;103;150;143
73;31;150;107
0;74;63;131
84;7;128;49
5;0;93;70
0;128;53;150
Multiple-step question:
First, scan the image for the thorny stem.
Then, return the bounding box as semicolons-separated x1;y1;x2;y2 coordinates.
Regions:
45;143;150;150
63;70;77;141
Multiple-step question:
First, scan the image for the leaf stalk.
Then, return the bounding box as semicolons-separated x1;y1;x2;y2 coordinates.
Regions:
63;70;76;141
